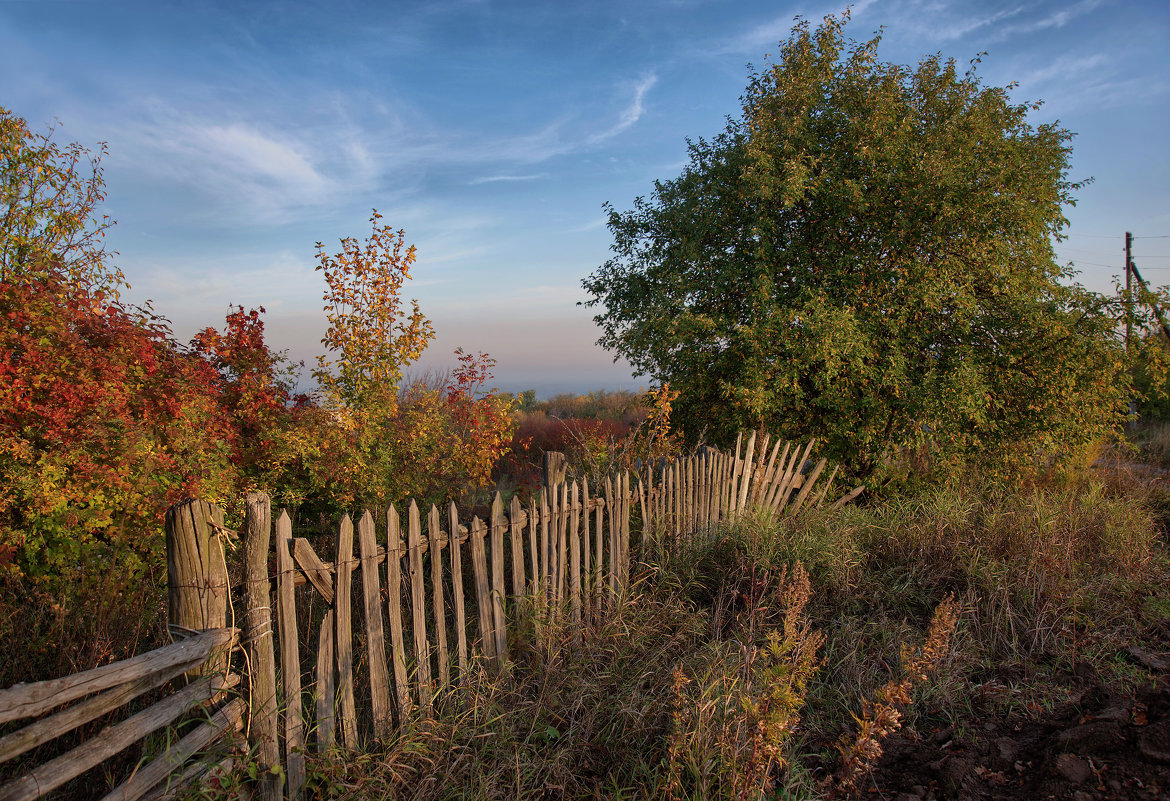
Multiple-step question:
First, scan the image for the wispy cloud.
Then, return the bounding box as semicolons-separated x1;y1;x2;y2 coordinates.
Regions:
1015;52;1111;90
588;74;658;143
117;101;381;224
564;215;609;234
468;173;548;185
717;0;878;56
927;4;1029;41
990;0;1108;41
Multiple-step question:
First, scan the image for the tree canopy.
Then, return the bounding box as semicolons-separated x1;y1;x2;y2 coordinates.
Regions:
583;13;1127;477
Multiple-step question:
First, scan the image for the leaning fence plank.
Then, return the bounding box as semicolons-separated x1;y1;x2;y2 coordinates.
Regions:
99;696;246;801
813;464;840;508
448;502;469;681
762;443;792;509
406;501;433;711
292;539;334;604
358;511;393;740
335;515;358;750
831;485;867;510
136;756;236;801
758;438;783;508
428;505;451;693
275;511;305;800
385;506;411;716
490;494;508;663
738;431;757;512
790;457;827;514
0;660;201;765
469;517;496;663
0;673;236;801
776;441;815;513
315;610;334;752
569;482;582;627
0;629;234;725
766;442;798;511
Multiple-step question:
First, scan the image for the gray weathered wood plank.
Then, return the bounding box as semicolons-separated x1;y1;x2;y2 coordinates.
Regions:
469;517;495;664
275;511;305;799
489;494;508;663
0;629;233;725
243;493;280;801
407;501;433;711
447;502;469;683
428;505;451;693
385;506;411;716
334;515;358;749
358;511;392;740
315;610;334;752
98;696;246;801
0;674;237;801
292;538;334;604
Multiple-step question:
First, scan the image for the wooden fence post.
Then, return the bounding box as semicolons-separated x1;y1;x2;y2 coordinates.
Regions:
165;499;229;674
543;451;567;488
243;492;281;801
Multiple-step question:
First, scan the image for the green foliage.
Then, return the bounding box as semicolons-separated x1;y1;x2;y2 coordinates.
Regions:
583;13;1124;478
0;107;123;294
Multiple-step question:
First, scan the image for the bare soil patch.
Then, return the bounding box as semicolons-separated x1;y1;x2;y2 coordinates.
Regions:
865;661;1170;800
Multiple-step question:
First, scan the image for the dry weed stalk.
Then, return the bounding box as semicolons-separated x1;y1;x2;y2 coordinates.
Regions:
833;593;959;798
735;563;824;800
665;562;823;801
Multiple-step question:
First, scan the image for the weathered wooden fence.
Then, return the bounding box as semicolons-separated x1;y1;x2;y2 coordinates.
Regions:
0;629;240;801
0;432;861;800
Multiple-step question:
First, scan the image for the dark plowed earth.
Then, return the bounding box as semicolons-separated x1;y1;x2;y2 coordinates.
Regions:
863;668;1170;800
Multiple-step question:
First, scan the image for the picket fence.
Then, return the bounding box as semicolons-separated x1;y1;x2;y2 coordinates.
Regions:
0;432;862;801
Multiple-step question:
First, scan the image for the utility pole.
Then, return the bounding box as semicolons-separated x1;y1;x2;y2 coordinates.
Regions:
1127;231;1135;428
1126;231;1134;350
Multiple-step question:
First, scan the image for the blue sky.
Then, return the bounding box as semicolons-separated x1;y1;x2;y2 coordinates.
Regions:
2;0;1168;397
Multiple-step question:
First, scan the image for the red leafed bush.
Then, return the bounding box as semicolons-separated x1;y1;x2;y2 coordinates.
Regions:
0;265;237;583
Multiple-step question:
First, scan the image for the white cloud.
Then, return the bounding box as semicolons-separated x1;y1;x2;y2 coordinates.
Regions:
117;101;382;224
588;74;659;143
197;124;328;193
468;173;549;185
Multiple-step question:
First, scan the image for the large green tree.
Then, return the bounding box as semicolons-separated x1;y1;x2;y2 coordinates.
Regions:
583;13;1126;477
